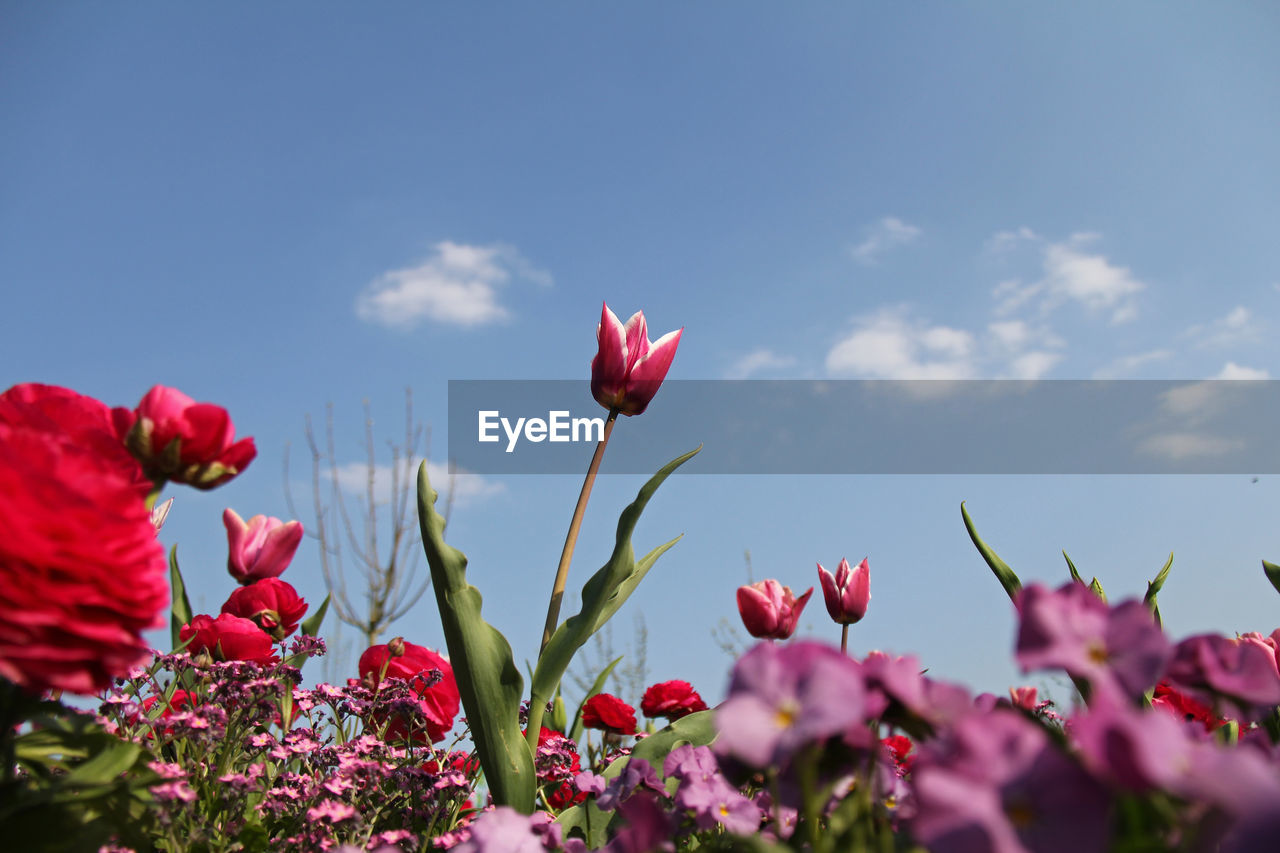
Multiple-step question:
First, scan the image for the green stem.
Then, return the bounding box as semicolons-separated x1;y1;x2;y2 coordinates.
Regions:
540;410;618;653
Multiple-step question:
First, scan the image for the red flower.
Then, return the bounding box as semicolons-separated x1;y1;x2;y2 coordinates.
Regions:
881;734;915;774
0;412;168;695
536;727;586;810
1152;680;1227;732
136;690;195;736
221;578;308;640
121;385;256;489
581;693;637;735
0;383;148;498
640;680;708;721
359;640;461;744
179;613;279;665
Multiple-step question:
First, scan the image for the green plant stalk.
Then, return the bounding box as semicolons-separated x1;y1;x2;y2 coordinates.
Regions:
541;410;618;652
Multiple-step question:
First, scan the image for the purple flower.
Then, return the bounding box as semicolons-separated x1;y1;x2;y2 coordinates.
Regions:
1015;582;1170;699
677;774;763;834
452;806;558;853
596;758;666;811
604;791;675;853
912;709;1111;853
858;651;972;733
1164;633;1280;719
716;640;868;768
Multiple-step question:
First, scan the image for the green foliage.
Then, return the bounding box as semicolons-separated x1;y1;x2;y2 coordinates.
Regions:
417;461;537;812
525;446;700;754
169;545;193;650
1263;559;1280;596
960;502;1023;601
1143;553;1173;628
2;707;157;852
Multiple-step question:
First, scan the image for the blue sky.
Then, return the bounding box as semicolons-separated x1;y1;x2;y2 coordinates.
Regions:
3;2;1279;710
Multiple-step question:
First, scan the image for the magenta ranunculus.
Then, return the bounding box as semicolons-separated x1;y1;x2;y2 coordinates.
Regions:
122;385;256;489
359;640;461;743
220;578;309;640
817;557;871;625
179;613;278;665
590;303;682;417
737;579;813;640
640;680;708;721
0;414;168;695
223;508;304;584
581;693;638;735
0;382;149;498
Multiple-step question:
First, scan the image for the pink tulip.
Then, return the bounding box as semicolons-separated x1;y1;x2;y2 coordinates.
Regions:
736;579;813;640
223;508;304;584
590;302;683;416
817;557;871;625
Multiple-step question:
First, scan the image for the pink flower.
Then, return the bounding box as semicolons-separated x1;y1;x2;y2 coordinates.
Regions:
220;578;308;640
590;302;682;416
223;508;304;584
121;385;256;489
179;613;278;665
736;579;813;640
581;693;637;735
817;557;870;625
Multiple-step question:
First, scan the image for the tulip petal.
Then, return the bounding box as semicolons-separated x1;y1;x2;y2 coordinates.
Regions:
623;310;650;372
591;302;629;409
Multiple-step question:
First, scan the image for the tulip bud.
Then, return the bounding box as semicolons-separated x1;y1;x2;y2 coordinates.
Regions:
590;303;682;416
736;579;813;640
388;636;407;658
550;693;568;733
817;557;871;625
223;508;304;584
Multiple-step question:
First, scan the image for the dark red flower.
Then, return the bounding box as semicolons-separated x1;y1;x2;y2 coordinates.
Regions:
179;613;278;665
882;734;915;774
0;411;168;695
640;680;707;721
221;578;308;640
581;693;637;735
359;640;461;744
121;385;256;489
536;726;586;810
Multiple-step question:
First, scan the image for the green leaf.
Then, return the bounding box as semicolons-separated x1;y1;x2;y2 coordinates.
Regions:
961;502;1022;601
567;655;624;744
169;546;193;650
1264;559;1280;597
527;446;700;751
418;462;536;812
62;741;142;788
301;593;330;637
1063;550;1084;585
1144;553;1173;628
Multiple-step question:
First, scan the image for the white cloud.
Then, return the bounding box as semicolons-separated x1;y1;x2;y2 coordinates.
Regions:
826;308;976;379
1039;241;1145;323
725;348;798;380
1091;349;1174;379
1138;432;1245;461
332;460;504;507
851;217;921;265
1186;306;1262;349
356;241;551;329
1006;351;1062;380
991;235;1145;324
984;226;1040;255
1214;362;1270;380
